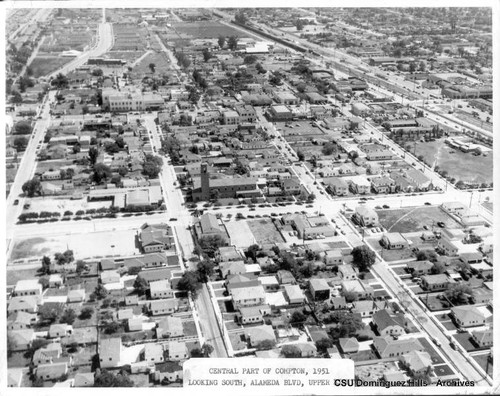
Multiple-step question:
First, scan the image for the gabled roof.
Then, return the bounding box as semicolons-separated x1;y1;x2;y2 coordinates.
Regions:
401;350;432;372
339;337;359;352
373;309;405;331
373;336;424;357
451;306;486;322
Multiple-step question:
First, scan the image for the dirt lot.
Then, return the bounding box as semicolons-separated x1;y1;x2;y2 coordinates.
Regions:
224;220;255;249
247;219;284;245
376;206;462;233
10;229;140;261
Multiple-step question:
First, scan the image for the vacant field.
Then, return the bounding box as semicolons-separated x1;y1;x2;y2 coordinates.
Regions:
247;219;285;245
105;51;146;64
7;267;40;286
173;21;248;39
11;229;140;262
132;52;173;75
30;56;72;78
376;206;461;233
225;220;254;249
412;138;492;184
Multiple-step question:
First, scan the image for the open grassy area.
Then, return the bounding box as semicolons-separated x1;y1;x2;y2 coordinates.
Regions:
376;206;462;233
132;52;174;75
247;219;285;245
10;237;50;261
30;56;73;78
7;267;40;286
173;21;248;39
412;137;492;184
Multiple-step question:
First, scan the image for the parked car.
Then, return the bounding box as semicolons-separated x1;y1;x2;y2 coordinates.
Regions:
424;202;431;205
437;221;446;228
382;204;390;209
432;338;441;347
13;199;19;205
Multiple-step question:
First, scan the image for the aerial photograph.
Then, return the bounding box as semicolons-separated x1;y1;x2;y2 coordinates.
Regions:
4;5;494;391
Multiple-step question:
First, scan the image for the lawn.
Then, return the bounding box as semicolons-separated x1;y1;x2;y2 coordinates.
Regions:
229;331;247;351
10;237;50;261
30;56;73;78
433;364;455;377
412;138;492;184
131;52;174;75
452;333;477;352
376;206;462;233
173;21;248;39
182;320;198;337
7;267;40;286
247;219;285;245
419;295;451;311
472;354;493;377
416;337;444;364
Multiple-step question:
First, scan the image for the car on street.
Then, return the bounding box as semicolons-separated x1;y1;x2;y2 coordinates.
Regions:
424;202;431;205
169;218;177;221
432;338;441;347
13;199;19;205
382;204;390;209
437;222;446;228
449;342;457;350
423;225;429;230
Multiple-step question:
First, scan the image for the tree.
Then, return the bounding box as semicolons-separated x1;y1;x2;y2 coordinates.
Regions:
142;155;163;178
289;310;306;325
246;244;260;262
103;321;121;334
54;249;74;265
94;369;134;387
25;338;50;358
89;147;99;165
322;142;337;156
430;262;446;274
192;343;214;357
93;163;112;183
416;250;438;262
351;245;376;272
227;36;239;51
14;121;32;135
13;136;28;152
197;260;215;283
297;150;305;161
94;284;108;300
198;235;228;258
51;73;69;89
343;290;358;303
79;307;94;320
11;90;23;104
22;177;42;197
281;344;302;358
256;339;276;351
444;283;473;305
202;48;212;62
39;277;50;289
149;63;156;73
295;19;306;31
40;255;51;275
39;303;64;323
133;276;149;295
177;271;201;296
315;337;333;354
60;309;77;325
92;68;104;76
218;36;226;49
244;55;258;65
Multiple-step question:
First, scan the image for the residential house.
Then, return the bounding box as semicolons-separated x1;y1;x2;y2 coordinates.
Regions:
239;305;269;325
124;253;167;270
219;261;246;278
341;279;374;300
149;298;179;316
407;261;433;276
8;329;35;351
74;372;95;387
99;337;123;368
7;311;36;331
471;328;493;348
325;249;344;267
326;177;349;196
372;309;406;337
193;213;230;244
7;296;38;314
331;296;348;310
351;300;384;318
353;206;379;227
67;289;85;303
451;306;490;328
371;176;396;194
143;343;165;363
139;223;173;252
309;278;330;300
441;202;466;216
373;336;424;358
229;280;266;309
48;324;73;338
168;341;189;361
338;265;357;281
400;350;433;375
421;274;452;291
156;316;184;339
381;233;409;250
277;270;296;285
32;343;62;365
246;324;277;347
284;284;305;305
339;337;360;354
153;362;183;383
14;279;42;298
348;176;371;194
36;362;68;381
150;280;174;299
